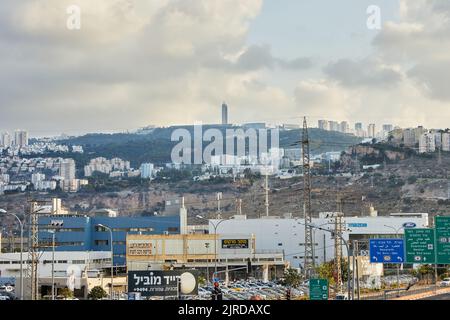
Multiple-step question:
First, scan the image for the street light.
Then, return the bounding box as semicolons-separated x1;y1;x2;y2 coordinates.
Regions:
308;223;353;300
0;209;24;300
196;215;232;279
46;230;56;300
97;224;114;300
384;225;404;297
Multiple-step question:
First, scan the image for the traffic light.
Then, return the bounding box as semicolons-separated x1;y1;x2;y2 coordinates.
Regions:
211;282;223;300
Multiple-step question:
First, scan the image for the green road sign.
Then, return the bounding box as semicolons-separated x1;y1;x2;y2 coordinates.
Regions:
405;228;436;264
435;216;450;264
309;279;328;300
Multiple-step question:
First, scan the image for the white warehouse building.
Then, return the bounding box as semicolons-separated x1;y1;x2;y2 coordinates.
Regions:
209;211;429;269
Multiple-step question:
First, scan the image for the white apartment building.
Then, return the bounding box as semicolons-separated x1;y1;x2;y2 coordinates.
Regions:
1;132;12;148
442;133;450;152
367;124;376;138
419;132;436;153
14;130;28;147
139;163;154;179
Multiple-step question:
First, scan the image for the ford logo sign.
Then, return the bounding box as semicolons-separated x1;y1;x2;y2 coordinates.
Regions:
403;222;416;229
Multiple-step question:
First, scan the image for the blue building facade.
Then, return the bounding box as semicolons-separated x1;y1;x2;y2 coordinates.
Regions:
38;215;180;266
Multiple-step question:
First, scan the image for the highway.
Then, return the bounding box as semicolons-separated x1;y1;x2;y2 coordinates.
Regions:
420;293;450;300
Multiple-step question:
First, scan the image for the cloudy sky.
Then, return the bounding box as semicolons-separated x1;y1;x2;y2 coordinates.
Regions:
0;0;449;136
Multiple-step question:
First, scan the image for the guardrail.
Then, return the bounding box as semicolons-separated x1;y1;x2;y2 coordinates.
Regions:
360;285;438;300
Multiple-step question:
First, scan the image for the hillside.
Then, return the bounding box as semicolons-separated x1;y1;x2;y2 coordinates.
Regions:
53;126;361;168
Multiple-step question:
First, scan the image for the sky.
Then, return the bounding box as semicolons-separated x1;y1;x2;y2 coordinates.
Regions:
0;0;449;136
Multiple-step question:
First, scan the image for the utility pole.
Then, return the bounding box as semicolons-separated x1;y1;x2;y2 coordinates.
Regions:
302;117;314;277
27;200;40;300
334;214;344;294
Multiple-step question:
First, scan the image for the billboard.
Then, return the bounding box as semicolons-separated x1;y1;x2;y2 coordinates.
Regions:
221;239;249;249
128;270;198;297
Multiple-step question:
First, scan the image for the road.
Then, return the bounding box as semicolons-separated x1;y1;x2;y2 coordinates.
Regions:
420;293;450;300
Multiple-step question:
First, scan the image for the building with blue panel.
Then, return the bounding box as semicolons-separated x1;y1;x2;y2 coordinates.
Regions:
38;214;180;266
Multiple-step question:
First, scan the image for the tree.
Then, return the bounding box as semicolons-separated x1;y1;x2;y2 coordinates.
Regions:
59;287;74;299
88;286;108;300
281;268;302;288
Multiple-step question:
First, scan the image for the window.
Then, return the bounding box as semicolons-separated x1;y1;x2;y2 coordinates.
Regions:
95;240;109;246
72;260;85;264
278;243;283;246
113;241;126;245
168;227;179;232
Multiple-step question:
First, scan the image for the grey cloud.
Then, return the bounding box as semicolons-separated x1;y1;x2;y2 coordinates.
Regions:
324;58;403;88
235;44;313;71
408;61;450;101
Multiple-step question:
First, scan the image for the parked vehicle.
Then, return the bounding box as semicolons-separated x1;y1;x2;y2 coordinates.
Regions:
439;278;450;287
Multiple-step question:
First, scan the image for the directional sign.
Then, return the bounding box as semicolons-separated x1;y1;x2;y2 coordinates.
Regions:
369;239;405;264
309;279;328;300
405;228;436;264
435;216;450;264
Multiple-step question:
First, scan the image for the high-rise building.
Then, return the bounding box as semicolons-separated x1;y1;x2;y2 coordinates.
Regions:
368;124;376;138
318;120;329;131
442;133;450;152
14;130;28;147
221;102;228;125
355;123;363;130
329;121;340;132
419;132;436;153
140;163;154;179
0;132;11;148
340;121;349;134
59;159;76;190
382;124;393;133
402;128;416;147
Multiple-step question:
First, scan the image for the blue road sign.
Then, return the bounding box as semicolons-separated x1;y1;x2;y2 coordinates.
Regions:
369;239;405;264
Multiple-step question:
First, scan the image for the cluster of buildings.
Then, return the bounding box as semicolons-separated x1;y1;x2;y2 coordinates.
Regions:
317;120;394;140
388;127;450;153
0;156;88;194
84;157;136;178
0;130;29;149
0;196;431;298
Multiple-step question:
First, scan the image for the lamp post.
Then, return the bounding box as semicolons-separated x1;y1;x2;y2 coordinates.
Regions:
196;215;231;278
384;225;404;297
308;223;353;300
205;243;210;284
0;209;24;300
46;230;56;300
97;224;114;300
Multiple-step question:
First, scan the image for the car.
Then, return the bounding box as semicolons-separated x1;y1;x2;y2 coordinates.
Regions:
439;278;450;287
335;293;349;300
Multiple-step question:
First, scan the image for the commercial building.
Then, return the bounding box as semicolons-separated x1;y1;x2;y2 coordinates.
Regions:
207;211;429;269
0;251;114;299
126;233;286;281
37;214;181;266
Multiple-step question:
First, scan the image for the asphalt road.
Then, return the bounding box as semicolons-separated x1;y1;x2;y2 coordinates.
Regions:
420;293;450;300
